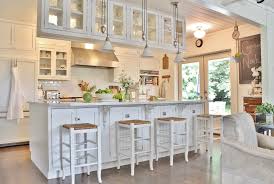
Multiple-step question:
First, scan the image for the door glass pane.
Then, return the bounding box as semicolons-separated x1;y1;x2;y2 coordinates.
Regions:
163;17;172;45
56;52;67;76
112;4;124;36
148;13;156;42
48;0;63;26
181;62;200;100
208;58;231;115
132;9;142;40
95;0;107;34
39;50;52;76
176;20;183;46
70;0;84;29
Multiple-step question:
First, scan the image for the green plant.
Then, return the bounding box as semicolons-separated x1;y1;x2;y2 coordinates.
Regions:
113;92;123;101
256;103;274;114
95;88;112;94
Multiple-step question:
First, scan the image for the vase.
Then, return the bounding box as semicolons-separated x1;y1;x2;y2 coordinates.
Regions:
82;91;92;103
124;89;130;102
265;113;273;124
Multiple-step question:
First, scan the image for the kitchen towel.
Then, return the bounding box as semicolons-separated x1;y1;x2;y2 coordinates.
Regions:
7;65;25;121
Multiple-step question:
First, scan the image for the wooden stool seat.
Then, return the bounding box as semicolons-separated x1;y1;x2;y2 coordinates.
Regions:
118;120;150;125
63;123;97;130
157;117;187;122
197;114;222;119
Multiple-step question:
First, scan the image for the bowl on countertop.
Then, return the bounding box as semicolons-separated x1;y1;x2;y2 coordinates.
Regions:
96;93;114;101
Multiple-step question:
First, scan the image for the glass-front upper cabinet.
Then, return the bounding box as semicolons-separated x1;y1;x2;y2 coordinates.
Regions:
55;51;68;77
46;0;66;29
130;8;143;42
39;49;54;77
94;0;107;36
147;12;157;43
68;0;87;32
176;19;186;48
110;2;126;39
161;15;173;46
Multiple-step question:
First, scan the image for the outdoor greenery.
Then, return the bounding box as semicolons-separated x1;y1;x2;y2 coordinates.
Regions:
182;63;200;100
208;60;231;105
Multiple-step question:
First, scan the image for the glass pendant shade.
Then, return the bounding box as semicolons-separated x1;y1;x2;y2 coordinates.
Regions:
102;36;113;51
142;44;153;58
174;51;186;63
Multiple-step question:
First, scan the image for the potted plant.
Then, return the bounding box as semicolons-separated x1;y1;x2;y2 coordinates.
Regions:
78;80;96;103
256;103;274;124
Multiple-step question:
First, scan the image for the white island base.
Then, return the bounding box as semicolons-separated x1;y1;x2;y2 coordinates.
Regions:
29;101;205;179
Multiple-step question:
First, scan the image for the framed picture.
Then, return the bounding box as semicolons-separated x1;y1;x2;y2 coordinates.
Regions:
239;34;261;84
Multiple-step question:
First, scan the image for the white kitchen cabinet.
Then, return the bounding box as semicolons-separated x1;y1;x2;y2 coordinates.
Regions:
160;15;174;47
109;2;127;40
43;0;90;34
108;106;143;161
176;19;186;49
50;108;99;169
0;20;36;51
129;7;143;42
147;11;159;44
38;38;71;80
92;0;107;37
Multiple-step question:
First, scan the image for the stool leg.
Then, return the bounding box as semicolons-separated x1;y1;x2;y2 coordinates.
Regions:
116;123;120;170
130;124;135;176
194;116;198;153
97;127;102;183
60;127;65;180
209;116;214;159
149;123;154;171
155;121;159;161
185;120;189;162
84;133;90;176
170;122;174;166
70;129;75;184
135;129;139;166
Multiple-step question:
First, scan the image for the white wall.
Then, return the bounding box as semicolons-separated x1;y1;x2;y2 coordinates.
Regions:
185;24;261;112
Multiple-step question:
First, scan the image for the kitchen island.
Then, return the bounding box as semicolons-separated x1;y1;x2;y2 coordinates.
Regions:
29;100;205;179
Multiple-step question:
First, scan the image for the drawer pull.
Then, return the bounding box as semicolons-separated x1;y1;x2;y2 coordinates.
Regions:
162;112;167;116
125;114;130;118
75;117;80;121
192;110;196;113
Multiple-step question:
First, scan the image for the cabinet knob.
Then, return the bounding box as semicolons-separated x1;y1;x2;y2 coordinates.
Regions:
162;112;167;116
192;110;196;114
125;114;130;118
75;117;80;121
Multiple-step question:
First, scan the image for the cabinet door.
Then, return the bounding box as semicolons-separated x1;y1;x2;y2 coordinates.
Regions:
176;19;186;49
45;0;66;30
130;8;143;42
110;2;126;39
67;0;88;33
0;22;13;49
55;50;70;79
13;24;35;51
147;12;158;43
93;0;108;36
108;107;142;161
38;48;55;79
75;108;99;124
161;15;174;47
51;109;75;169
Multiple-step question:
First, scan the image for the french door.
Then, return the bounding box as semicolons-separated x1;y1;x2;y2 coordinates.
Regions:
179;52;232;115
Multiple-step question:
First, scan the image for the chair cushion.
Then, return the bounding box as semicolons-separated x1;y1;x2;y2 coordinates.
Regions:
223;113;258;147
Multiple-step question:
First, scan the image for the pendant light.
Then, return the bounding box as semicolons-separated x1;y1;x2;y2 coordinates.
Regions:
141;0;153;58
172;2;185;63
101;0;113;52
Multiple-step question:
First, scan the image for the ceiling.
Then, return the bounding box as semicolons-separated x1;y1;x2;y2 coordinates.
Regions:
125;0;248;38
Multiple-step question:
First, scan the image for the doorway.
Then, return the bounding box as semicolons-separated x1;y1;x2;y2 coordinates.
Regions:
179;52;232;115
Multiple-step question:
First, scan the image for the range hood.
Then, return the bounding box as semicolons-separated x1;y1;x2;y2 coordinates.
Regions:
71;47;119;68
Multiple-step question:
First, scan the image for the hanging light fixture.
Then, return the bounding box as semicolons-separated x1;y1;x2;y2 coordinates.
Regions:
172;2;185;63
141;0;153;58
194;26;206;39
101;0;113;52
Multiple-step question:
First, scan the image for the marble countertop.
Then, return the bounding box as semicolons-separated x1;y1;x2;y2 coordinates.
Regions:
30;100;206;108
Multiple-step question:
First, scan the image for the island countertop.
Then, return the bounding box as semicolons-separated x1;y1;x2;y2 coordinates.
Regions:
30;100;206;108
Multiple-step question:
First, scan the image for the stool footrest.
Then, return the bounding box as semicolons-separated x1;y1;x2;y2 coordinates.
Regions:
75;147;98;152
75;162;98;168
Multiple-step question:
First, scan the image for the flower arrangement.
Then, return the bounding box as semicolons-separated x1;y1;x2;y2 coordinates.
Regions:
78;80;96;103
118;72;134;101
78;80;96;92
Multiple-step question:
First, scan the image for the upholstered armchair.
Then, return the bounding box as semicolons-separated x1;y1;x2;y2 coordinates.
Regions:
222;113;274;184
